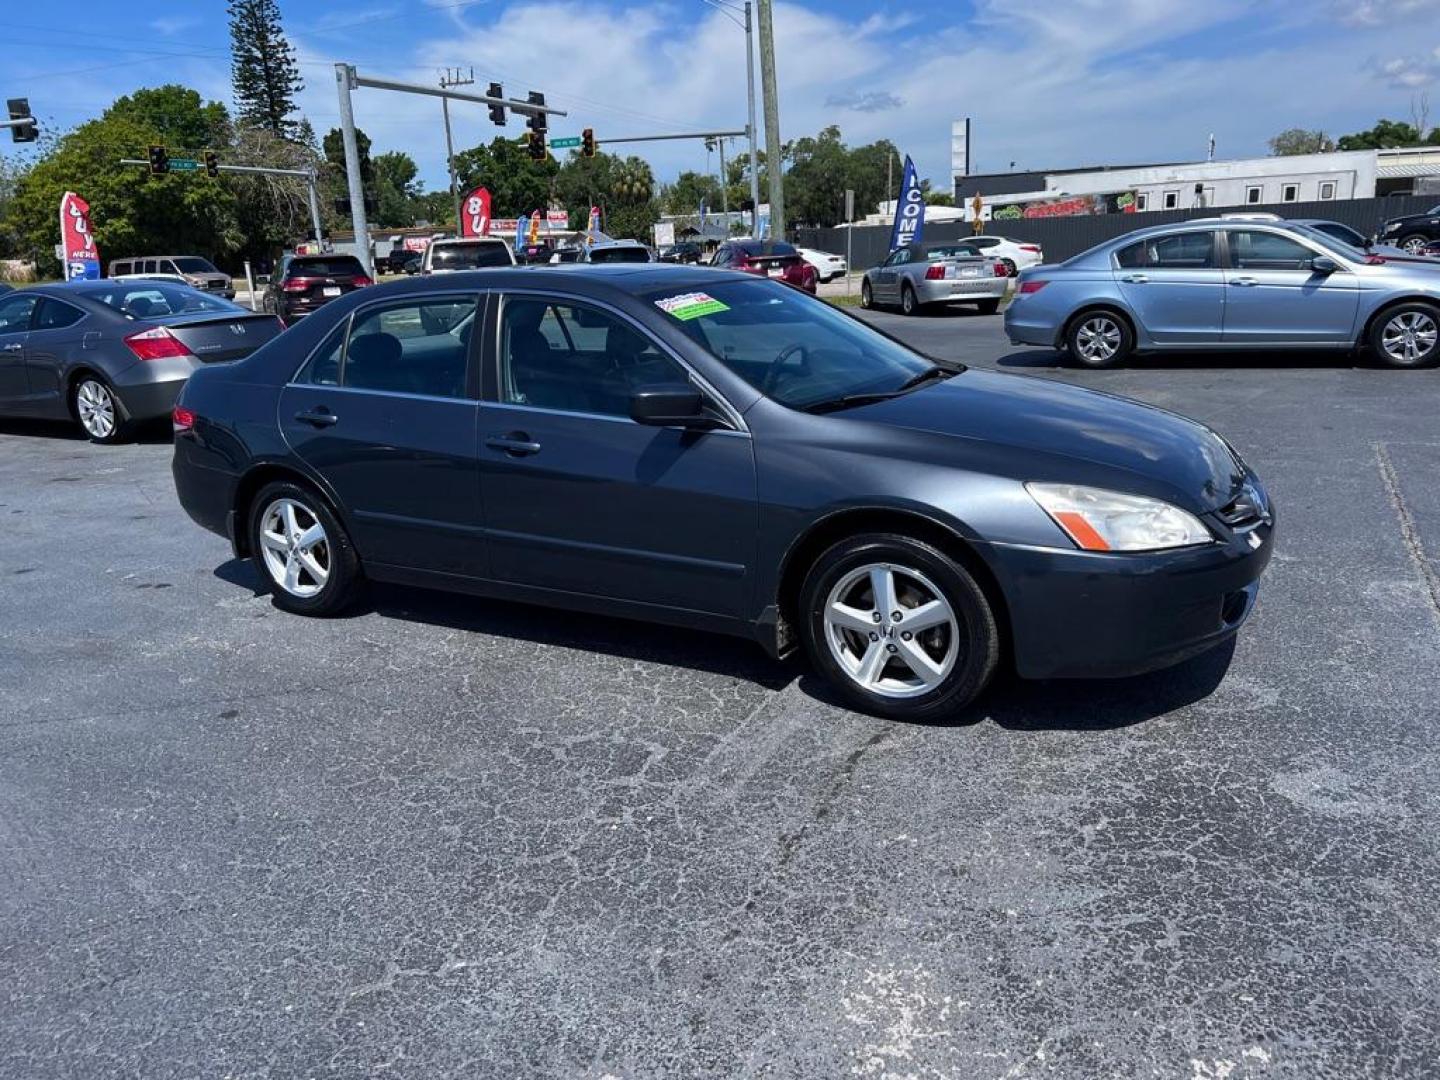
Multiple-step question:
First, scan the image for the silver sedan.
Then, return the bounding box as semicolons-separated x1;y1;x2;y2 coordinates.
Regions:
862;242;1010;316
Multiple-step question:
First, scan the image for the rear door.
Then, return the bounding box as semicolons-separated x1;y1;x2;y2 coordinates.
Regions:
0;293;37;403
279;292;487;577
1220;229;1360;345
1114;230;1225;343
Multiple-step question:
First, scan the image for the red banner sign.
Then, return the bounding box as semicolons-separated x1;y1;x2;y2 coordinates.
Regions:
460;186;492;237
59;191;100;280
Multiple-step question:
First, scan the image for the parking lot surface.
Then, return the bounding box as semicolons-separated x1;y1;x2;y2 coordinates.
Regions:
3;312;1440;1078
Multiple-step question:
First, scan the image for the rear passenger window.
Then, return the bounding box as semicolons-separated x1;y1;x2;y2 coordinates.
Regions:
1116;232;1217;269
296;324;344;386
341;298;478;399
34;298;85;331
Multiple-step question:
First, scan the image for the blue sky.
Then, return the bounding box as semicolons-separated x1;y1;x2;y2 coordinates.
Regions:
8;0;1440;203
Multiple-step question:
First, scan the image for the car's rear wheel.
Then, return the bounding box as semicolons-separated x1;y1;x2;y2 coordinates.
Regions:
1001;258;1017;276
901;283;919;315
976;298;1001;316
799;534;1000;721
860;280;874;309
1399;233;1430;255
1370;302;1440;368
250;481;363;616
72;376;129;444
1066;310;1133;368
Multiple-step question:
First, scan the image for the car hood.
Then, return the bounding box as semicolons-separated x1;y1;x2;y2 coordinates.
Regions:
845;369;1247;513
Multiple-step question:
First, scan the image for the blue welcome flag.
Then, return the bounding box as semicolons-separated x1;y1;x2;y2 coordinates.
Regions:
888;155;925;251
514;214;529;253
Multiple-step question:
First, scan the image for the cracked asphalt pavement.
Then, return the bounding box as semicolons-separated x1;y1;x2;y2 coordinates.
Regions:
2;312;1439;1078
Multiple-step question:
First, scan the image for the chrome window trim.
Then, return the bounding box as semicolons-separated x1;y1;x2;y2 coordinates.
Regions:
32;296;89;333
491;288;749;434
483;399;751;438
278;382;480;407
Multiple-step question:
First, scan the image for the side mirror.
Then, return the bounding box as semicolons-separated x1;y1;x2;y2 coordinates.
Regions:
1310;255;1340;274
630;384;714;428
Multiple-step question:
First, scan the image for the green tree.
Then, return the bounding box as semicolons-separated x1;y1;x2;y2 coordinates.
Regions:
412;190;454;230
1267;128;1331;155
9;99;241;275
323;126;374;189
663;170;723;215
228;0;303;139
109;85;230;152
373;151;420;228
924;190;955;206
606;157;659;240
1336;119;1440;150
452;136;557;217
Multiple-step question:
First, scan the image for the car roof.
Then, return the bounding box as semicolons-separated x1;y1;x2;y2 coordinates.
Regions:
432;236;507;244
339;264;749;300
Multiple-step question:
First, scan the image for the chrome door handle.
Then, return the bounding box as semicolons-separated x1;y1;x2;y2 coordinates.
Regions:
1231;276;1258;287
294;408;338;427
1;343;21;352
1120;274;1148;283
485;432;542;457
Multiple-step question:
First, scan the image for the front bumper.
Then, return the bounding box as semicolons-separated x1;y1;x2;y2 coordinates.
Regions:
979;516;1274;680
915;276;1007;304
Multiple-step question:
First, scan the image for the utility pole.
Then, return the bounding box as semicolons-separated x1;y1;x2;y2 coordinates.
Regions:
334;64;372;275
440;67;474;232
756;0;783;239
718;138;729;216
744;1;761;237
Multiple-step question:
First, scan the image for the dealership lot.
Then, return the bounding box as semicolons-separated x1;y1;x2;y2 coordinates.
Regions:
3;315;1440;1077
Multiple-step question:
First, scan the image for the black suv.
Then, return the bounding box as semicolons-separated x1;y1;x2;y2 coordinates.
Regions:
1376;205;1440;253
262;254;373;323
658;242;704;264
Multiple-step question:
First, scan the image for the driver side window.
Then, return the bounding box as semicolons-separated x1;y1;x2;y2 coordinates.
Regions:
498;296;686;418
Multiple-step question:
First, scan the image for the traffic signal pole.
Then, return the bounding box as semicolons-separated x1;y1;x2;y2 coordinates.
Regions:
334;63;565;276
119;158;325;247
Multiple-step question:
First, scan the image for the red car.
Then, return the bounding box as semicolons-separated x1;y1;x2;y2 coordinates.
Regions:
710;240;818;294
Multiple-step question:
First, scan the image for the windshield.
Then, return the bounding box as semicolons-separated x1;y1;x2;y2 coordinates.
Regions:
1287;224;1367;260
647;279;938;410
171;257;219;274
431;243;510;269
88;283;245;318
289;257;365;277
590;246;651;263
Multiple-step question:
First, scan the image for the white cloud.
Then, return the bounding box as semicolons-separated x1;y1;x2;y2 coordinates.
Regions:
1338;0;1440;27
1370;48;1440;88
149;15;203;36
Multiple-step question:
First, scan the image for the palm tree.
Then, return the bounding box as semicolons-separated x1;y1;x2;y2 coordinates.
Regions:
611;158;655;204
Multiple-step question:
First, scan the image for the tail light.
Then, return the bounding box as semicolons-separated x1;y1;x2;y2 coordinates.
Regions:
993;262;1010;277
1019;244;1042;253
353;275;374;287
172;405;196;434
282;276;314;293
925;264;947;280
735;258;761;274
124;325;193;361
1018;280;1048;295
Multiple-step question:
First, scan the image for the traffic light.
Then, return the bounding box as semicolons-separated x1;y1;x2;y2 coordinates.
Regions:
525;131;547;162
204;151;220;178
6;98;36;144
148;144;169;175
487;82;505;126
526;91;547;135
581;128;596;158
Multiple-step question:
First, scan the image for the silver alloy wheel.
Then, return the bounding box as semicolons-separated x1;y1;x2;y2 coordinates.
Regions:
823;562;960;699
902;286;916;314
258;498;331;599
1402;235;1429;254
1075;316;1122;362
1381;310;1438;364
75;379;116;439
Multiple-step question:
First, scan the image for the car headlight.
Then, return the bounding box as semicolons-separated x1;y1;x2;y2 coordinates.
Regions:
1026;482;1213;552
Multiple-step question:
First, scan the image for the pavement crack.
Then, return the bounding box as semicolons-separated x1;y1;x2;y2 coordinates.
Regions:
1375;441;1440;630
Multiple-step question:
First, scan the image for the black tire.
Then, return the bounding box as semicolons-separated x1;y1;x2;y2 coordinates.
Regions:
1065;309;1134;368
1001;258;1017;276
248;481;363;616
71;374;131;444
798;533;1000;722
1368;301;1440;369
976;298;1001;316
860;280;874;309
1398;233;1430;255
900;283;919;316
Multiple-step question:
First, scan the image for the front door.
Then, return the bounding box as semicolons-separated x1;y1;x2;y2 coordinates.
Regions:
478;293;757;619
1113;229;1225;343
0;293;36;405
872;248;911;303
24;297;88;409
278;293;487;577
1221;229;1360;345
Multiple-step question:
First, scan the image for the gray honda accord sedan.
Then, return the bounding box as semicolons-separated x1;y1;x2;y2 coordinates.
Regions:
172;266;1273;720
0;280;282;442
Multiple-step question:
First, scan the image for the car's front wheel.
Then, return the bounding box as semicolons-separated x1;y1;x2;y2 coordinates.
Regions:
1370;302;1440;368
1066;310;1133;368
72;376;129;444
799;534;1000;721
250;481;363;615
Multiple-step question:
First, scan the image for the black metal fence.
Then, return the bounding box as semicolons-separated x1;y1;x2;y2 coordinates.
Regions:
796;195;1438;271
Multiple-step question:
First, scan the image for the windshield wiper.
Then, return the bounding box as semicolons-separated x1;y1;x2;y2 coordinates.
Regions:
801;364;961;414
